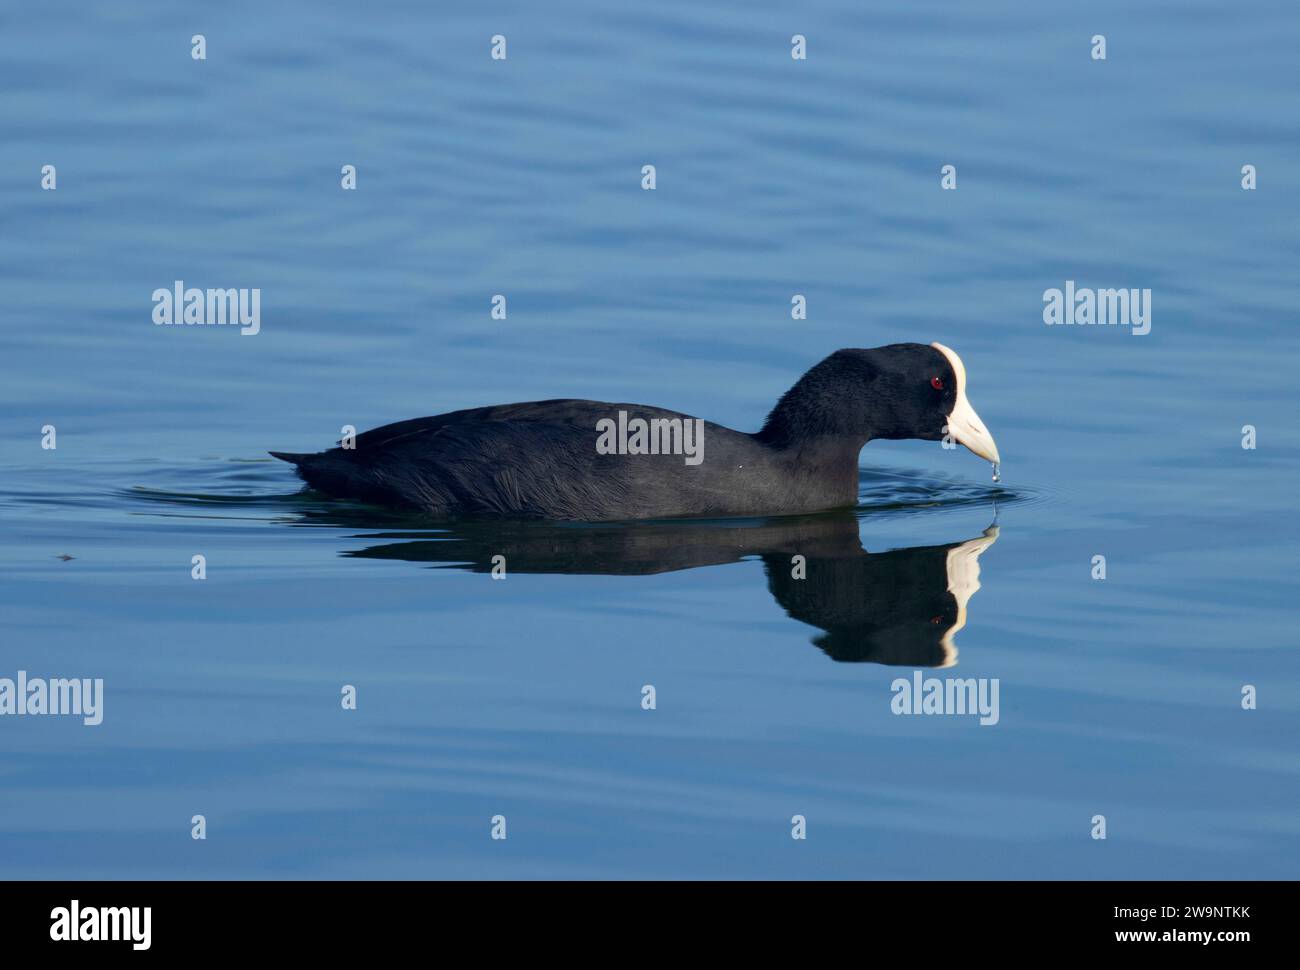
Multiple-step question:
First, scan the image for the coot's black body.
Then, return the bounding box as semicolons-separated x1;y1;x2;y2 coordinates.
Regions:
271;342;1000;521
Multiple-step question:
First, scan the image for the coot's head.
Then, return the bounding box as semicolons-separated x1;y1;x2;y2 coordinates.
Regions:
760;342;1001;464
913;341;1000;464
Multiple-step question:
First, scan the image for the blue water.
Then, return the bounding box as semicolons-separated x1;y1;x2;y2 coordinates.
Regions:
2;0;1298;878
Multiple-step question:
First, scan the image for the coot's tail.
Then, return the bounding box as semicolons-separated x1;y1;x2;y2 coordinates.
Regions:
269;449;374;501
269;451;311;465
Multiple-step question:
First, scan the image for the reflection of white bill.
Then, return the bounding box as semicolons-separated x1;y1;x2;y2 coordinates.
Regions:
939;525;1000;668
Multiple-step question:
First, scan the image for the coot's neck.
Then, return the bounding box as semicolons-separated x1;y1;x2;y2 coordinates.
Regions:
754;351;880;454
752;351;886;507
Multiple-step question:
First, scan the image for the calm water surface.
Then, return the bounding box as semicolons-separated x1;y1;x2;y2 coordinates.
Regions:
1;0;1298;878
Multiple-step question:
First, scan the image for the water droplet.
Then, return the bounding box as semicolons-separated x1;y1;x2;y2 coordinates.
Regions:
991;462;1001;483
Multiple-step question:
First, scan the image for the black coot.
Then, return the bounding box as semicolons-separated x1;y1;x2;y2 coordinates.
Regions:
271;342;1000;520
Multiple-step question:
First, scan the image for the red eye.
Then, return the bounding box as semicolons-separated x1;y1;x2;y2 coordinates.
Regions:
930;376;944;390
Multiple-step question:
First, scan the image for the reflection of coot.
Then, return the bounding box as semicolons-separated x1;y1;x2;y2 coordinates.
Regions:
763;528;996;667
337;510;997;668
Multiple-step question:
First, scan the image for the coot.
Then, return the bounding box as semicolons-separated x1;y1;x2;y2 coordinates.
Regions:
271;342;1000;520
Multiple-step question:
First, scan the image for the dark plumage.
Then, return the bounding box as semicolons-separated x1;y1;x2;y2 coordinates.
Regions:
271;342;1000;521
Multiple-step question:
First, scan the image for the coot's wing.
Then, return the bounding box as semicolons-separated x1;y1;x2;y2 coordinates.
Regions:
347;399;596;452
282;412;631;518
272;398;719;517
